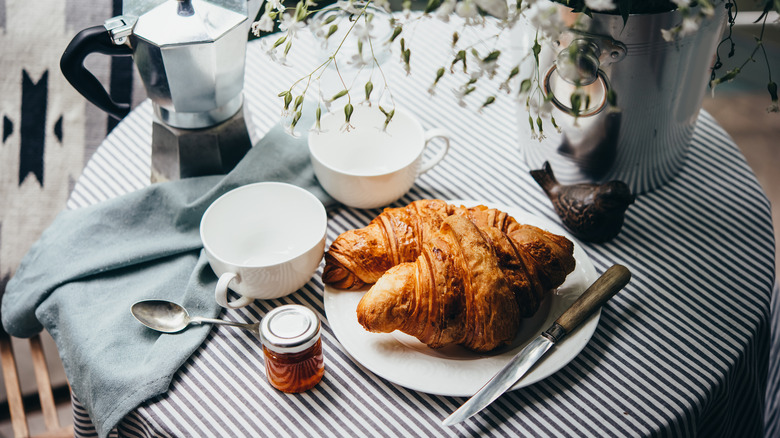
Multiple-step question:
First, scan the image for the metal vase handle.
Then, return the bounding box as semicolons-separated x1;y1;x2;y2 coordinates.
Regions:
544;36;626;117
60;17;135;120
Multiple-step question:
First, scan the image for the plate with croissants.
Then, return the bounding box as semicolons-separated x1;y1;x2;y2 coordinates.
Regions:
322;199;599;396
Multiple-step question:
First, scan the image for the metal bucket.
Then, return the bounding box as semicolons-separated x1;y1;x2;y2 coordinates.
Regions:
515;2;727;194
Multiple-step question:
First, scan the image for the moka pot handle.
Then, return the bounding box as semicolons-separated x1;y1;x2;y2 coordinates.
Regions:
60;19;134;120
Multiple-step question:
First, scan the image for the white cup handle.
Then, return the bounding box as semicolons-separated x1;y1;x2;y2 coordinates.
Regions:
215;272;253;309
418;128;451;175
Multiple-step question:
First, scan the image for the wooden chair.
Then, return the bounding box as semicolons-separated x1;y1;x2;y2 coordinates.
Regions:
0;331;73;438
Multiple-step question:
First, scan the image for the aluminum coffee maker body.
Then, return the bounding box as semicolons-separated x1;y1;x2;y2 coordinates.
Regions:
61;0;262;130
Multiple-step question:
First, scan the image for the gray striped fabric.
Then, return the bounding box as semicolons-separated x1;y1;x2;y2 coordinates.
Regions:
67;17;777;438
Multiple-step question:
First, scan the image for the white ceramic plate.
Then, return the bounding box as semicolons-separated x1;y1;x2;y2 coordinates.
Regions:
323;201;598;396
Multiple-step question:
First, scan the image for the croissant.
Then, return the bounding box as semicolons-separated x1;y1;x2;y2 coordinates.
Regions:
356;216;535;352
324;200;575;312
323;199;453;290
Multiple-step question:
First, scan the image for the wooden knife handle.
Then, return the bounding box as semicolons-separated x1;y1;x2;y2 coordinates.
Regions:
554;264;631;336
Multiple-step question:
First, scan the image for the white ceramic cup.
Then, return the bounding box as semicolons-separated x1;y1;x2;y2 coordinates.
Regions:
308;106;450;209
200;182;327;309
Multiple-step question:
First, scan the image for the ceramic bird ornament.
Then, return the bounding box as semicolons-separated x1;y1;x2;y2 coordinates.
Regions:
530;161;635;243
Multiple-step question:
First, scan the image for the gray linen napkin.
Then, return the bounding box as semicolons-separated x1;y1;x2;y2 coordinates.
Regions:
1;120;332;438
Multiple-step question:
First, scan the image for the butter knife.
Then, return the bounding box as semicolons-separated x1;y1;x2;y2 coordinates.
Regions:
442;264;631;426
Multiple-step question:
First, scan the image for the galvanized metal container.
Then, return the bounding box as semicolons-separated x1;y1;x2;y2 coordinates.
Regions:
515;2;727;193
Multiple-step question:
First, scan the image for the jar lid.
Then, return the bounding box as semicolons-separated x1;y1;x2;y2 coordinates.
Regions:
260;305;321;354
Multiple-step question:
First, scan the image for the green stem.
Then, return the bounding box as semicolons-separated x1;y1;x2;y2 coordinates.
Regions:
757;12;773;81
366;23;396;108
294;1;374;95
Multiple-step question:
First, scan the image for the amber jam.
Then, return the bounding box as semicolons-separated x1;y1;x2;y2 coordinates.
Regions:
259;305;324;393
263;339;324;393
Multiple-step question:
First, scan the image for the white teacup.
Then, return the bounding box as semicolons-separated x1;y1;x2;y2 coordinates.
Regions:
200;182;327;309
308;106;450;209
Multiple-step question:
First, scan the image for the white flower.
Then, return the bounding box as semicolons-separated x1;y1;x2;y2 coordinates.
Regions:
699;2;715;17
267;48;288;65
663;13;701;42
335;0;363;15
671;0;691;8
679;16;700;37
319;90;333;112
584;0;616;12
472;55;499;80
285;125;302;137
456;0;483;25
527;95;553;116
266;0;284;11
347;52;371;68
371;0;391;12
279;13;305;39
529;120;539;140
525;2;566;39
435;0;457;22
353;20;374;42
310;117;328;134
474;0;508;20
453;86;469;107
251;13;275;35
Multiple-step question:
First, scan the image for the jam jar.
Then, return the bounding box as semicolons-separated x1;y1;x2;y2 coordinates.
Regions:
259;304;324;393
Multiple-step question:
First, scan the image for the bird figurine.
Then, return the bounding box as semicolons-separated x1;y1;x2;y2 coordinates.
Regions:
530;161;635;243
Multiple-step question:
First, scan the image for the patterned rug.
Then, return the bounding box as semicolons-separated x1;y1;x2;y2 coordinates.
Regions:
0;0;144;298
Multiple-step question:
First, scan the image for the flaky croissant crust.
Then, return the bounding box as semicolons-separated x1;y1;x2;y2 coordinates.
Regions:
324;200;575;311
357;216;523;352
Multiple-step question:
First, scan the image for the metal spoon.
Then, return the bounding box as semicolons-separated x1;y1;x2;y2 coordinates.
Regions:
131;299;259;335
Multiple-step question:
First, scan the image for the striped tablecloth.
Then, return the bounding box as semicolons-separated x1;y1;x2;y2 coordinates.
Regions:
68;17;777;438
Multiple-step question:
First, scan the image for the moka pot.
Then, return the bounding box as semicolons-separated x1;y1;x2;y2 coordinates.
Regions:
61;0;261;130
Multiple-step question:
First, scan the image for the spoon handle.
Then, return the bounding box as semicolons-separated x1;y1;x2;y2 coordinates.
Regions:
191;317;260;334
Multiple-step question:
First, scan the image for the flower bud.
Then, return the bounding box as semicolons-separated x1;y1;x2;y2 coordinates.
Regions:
390;26;403;42
424;0;442;14
483;50;500;63
273;35;287;48
434;67;446;84
383;109;395;130
290;110;302;131
331;89;349;101
327;24;338;39
344;103;354;123
519;78;532;94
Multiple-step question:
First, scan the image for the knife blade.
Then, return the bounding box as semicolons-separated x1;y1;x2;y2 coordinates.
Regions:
442;264;631;426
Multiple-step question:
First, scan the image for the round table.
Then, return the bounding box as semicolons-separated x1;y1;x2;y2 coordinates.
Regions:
67;17;777;438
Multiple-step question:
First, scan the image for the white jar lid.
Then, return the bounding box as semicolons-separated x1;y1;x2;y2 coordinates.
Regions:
260;304;321;354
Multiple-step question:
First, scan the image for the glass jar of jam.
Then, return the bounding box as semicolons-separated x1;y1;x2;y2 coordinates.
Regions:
259;304;324;393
